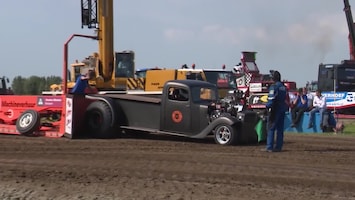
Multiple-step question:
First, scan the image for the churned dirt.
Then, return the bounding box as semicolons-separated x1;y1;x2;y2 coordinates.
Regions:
0;132;355;200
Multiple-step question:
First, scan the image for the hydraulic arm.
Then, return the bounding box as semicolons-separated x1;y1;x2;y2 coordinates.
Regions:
344;0;355;60
81;0;115;87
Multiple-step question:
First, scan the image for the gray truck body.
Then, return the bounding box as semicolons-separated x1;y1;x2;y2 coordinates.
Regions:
83;80;259;145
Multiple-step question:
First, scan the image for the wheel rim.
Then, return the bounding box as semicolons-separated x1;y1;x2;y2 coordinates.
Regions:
215;125;232;145
19;113;33;128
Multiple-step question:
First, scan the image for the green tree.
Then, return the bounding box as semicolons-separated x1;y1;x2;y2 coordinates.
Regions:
24;76;43;95
45;76;62;90
11;76;26;94
11;75;62;95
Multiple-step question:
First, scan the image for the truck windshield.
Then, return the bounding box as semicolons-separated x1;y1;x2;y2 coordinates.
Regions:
135;69;147;78
0;78;5;90
245;62;258;72
337;67;355;91
204;71;236;89
191;87;218;103
318;63;355;92
306;81;318;92
115;51;135;78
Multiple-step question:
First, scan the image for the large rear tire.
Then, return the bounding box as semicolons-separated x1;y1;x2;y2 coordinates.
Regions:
16;110;41;136
85;101;118;138
214;124;238;145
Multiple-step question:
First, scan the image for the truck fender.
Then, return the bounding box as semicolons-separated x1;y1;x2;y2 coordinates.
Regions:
191;116;240;139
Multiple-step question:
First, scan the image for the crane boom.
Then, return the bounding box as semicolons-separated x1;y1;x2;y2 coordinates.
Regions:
81;0;115;88
98;0;114;84
344;0;355;60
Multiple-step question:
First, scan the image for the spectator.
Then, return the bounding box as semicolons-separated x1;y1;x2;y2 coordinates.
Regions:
308;89;327;129
306;92;314;109
285;88;291;111
70;70;95;94
290;87;308;127
262;70;287;152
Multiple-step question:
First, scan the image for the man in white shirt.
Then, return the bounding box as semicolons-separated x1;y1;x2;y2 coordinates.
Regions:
308;89;327;129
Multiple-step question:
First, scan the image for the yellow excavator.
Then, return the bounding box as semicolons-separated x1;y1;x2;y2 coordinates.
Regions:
128;68;236;97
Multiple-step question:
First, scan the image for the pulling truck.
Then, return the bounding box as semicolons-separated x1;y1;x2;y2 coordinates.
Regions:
0;77;259;145
68;79;259;145
0;0;260;145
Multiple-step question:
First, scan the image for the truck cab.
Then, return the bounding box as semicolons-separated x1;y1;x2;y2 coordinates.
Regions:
160;80;218;136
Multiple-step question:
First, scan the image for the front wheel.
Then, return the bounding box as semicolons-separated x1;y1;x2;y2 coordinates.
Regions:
214;124;238;145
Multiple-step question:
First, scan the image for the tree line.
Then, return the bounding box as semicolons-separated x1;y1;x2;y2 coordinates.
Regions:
11;75;62;95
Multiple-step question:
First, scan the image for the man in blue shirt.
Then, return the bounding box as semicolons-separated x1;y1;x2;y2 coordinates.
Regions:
70;70;94;94
263;71;287;152
290;87;308;127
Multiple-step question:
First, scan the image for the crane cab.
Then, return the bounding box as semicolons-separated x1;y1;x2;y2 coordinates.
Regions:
66;51;135;91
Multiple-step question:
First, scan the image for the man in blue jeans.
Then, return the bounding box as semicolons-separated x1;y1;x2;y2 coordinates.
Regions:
262;71;288;152
308;89;327;129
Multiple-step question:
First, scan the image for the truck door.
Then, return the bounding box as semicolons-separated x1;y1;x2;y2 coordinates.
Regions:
161;86;192;135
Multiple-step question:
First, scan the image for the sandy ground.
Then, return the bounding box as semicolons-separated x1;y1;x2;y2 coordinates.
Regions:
0;133;355;200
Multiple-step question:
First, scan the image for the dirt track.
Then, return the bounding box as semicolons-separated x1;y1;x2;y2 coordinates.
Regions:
0;133;355;200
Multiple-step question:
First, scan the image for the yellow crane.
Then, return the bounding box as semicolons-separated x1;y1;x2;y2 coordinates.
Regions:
62;0;135;92
59;0;235;98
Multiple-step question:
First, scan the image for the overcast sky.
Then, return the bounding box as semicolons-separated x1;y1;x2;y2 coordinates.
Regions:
0;0;353;86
